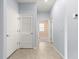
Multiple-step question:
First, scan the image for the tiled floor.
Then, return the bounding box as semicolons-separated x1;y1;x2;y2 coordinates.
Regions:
8;42;63;59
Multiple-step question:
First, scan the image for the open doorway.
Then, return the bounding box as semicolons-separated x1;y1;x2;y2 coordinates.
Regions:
38;20;50;43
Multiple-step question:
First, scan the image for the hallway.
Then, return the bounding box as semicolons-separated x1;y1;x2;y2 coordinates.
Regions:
8;42;63;59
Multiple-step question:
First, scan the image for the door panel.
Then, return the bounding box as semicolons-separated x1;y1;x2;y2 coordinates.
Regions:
66;0;78;58
19;16;33;48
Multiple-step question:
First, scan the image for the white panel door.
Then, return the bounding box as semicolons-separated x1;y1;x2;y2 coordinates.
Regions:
67;0;78;58
19;16;34;48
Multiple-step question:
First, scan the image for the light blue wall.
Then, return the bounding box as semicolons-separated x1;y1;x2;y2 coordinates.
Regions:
37;12;50;22
51;0;66;56
19;3;37;16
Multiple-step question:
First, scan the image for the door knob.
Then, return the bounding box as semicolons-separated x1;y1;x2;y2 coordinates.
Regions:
6;34;9;37
30;33;33;35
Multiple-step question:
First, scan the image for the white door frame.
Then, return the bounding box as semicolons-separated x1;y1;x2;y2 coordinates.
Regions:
47;20;51;42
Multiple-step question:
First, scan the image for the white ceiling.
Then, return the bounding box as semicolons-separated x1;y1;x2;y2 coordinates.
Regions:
17;0;37;3
17;0;56;12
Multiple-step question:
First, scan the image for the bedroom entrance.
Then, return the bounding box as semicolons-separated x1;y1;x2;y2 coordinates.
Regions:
38;20;50;43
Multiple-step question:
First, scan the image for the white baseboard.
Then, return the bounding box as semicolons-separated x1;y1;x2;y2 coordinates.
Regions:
53;45;64;58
